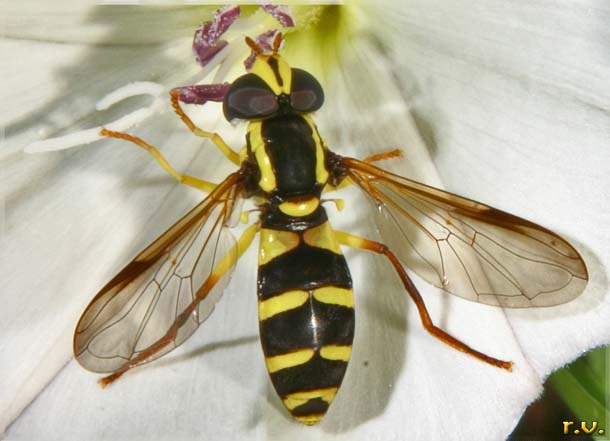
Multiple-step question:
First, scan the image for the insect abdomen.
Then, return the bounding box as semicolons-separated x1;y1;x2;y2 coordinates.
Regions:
257;210;354;425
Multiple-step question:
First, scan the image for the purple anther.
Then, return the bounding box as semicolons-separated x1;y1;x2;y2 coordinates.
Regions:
260;4;296;28
172;83;231;105
192;5;241;67
244;30;282;70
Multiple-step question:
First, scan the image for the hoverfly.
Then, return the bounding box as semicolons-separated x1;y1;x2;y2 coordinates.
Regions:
73;33;588;425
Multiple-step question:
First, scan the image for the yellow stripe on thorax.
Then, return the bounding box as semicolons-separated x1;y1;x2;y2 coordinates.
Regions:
248;121;276;192
302;115;329;186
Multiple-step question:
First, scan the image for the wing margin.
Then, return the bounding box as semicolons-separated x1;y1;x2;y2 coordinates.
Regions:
74;172;242;373
342;157;588;308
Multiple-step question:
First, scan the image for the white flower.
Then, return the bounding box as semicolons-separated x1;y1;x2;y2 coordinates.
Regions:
1;2;609;440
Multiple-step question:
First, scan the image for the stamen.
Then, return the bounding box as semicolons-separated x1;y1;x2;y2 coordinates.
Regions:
25;82;165;153
173;83;230;105
96;81;164;110
193;5;241;67
260;3;296;28
25;5;298;154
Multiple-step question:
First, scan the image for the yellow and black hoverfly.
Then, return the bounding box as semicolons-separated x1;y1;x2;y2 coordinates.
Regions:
73;33;588;425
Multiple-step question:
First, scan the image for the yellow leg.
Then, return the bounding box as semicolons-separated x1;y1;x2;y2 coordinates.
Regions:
100;128;217;193
334;230;513;372
99;222;260;386
170;90;240;165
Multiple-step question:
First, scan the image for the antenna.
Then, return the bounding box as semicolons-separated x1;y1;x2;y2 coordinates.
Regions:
245;36;263;54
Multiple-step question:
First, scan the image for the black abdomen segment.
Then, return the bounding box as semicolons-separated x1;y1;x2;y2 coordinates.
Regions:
257;210;354;425
258;244;351;298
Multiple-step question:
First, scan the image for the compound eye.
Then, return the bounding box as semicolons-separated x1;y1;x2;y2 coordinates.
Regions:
290;68;324;112
223;74;278;120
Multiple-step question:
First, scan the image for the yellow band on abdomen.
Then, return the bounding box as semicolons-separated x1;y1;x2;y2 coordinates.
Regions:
283;387;338;410
302;222;342;254
313;286;354;307
258;290;309;321
258;228;300;265
265;349;315;373
320;345;352;361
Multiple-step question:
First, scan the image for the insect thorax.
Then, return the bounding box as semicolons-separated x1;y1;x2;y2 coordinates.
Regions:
246;112;329;218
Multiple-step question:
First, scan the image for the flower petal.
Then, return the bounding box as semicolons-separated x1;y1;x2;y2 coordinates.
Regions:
366;1;610;436
4;2;608;440
0;5;235;433
5;19;538;441
0;3;209;44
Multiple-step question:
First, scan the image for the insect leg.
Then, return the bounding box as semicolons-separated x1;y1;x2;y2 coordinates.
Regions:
170;90;241;165
99;222;260;387
334;230;513;371
325;149;403;192
362;149;403;163
100;128;217;193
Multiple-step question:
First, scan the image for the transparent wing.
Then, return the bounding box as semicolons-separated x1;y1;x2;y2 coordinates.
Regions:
74;173;242;373
343;157;588;308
